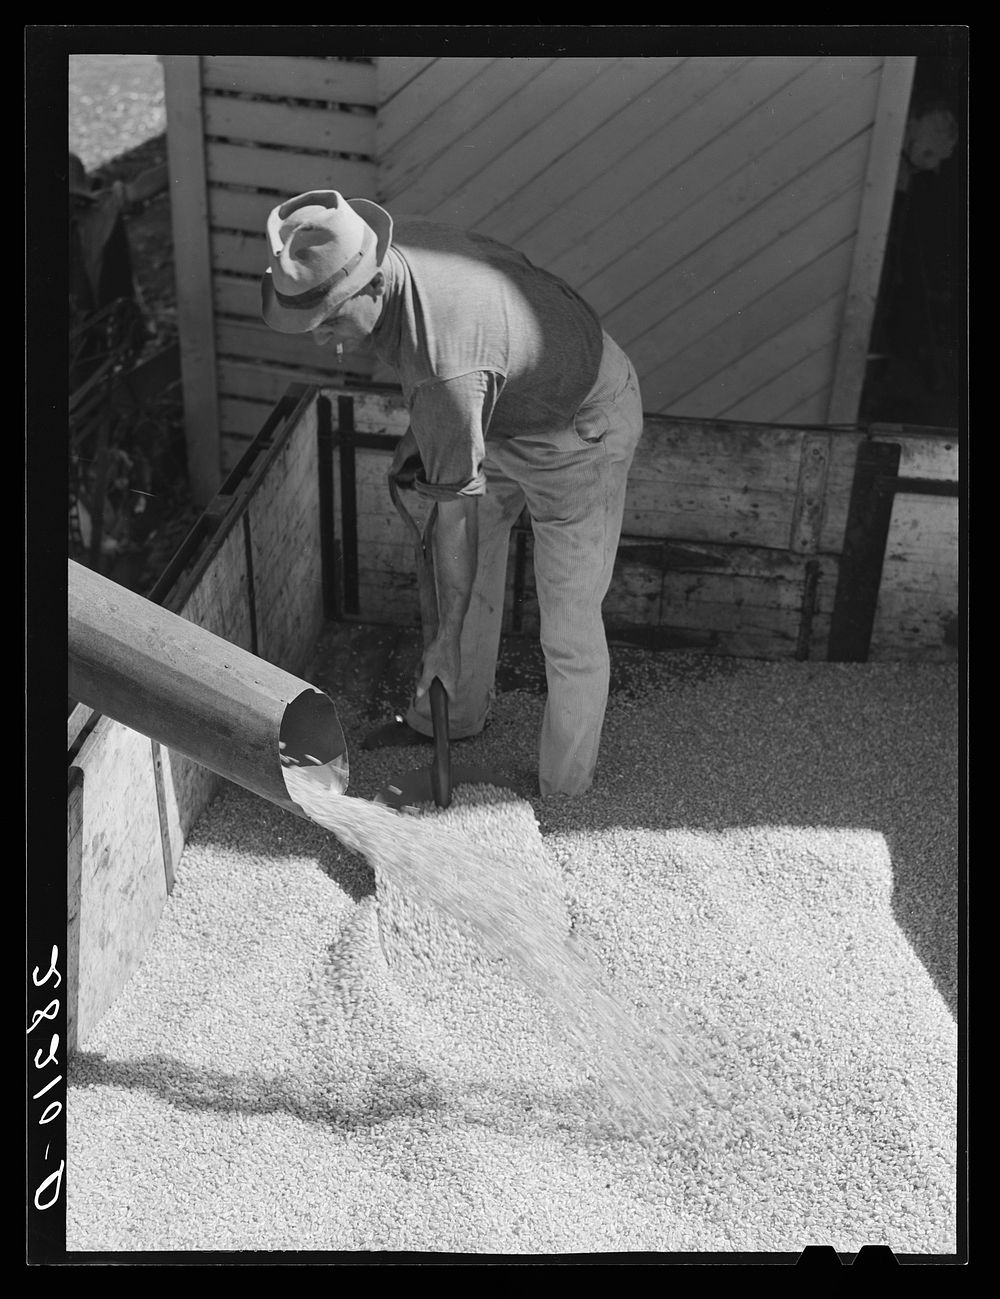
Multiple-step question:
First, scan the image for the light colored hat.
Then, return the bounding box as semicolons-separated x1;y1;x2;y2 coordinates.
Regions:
260;190;393;333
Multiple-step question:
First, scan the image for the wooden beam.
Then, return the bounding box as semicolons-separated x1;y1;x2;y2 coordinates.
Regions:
789;432;832;554
66;766;84;1055
827;56;917;425
162;55;222;506
827;439;903;661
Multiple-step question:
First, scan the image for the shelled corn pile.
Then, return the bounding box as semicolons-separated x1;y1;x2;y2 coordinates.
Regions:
67;654;959;1256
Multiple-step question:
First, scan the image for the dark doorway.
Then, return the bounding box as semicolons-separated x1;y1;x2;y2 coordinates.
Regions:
859;53;967;429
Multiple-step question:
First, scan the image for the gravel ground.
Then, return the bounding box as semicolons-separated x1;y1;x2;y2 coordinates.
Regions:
66;654;960;1258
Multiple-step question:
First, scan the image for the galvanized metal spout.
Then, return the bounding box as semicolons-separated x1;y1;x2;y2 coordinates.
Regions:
67;560;348;816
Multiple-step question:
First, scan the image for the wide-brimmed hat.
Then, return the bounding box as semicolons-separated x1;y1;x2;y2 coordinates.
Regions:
260;190;393;334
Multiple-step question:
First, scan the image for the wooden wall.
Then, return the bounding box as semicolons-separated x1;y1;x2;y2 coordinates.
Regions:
867;429;960;661
376;56;913;427
162;56;380;499
163;54;915;502
323;385;960;664
66;389;325;1052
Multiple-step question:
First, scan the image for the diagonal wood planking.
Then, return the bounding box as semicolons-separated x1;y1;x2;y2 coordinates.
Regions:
175;53;909;476
384;58;635;224
565;65;880;320
394;57;680;231
511;57;822;277
473;57;743;246
375;55;895;423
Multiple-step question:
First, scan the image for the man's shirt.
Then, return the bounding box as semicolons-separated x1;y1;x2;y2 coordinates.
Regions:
371;218;605;500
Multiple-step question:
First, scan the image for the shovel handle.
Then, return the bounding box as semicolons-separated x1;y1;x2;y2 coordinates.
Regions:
429;677;452;808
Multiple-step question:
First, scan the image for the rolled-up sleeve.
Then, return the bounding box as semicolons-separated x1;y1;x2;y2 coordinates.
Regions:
404;370;501;500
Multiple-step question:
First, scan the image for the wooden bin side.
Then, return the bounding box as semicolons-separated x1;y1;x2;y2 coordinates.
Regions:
322;387;848;660
827;425;961;664
162;54;380;498
66;386;324;1053
320;385;960;664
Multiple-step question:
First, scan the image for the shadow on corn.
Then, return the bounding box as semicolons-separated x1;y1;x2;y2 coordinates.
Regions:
66;1050;636;1140
67;1050;449;1127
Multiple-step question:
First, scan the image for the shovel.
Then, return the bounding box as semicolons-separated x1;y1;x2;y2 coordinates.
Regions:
375;478;519;811
377;675;512;810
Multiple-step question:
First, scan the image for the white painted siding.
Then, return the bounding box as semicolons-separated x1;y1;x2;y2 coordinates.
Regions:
376;55;909;422
164;54;914;498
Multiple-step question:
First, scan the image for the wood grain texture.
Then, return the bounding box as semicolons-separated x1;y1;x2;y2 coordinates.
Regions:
872;428;960;480
219;359;313;404
212;228;283;278
209;183;374;241
718;347;835;428
367;54;889;425
816;433;870;557
204;94;376;155
221;434;255;473
219;395;276;438
789;432;834;555
638;241;855;417
245;402;325;677
206;142;377;197
546;59;871;301
165;525;254;839
167;53;909;443
330;385;957;663
324;386;411;437
684;297;846;423
608;163;866;368
162;55;221;505
383;58;645;223
71;719;168;1048
66;768;84;1055
202;55;377;104
377;56;439;104
153;745;193;891
378;57;483;150
827;57;917;424
215;319;374;380
514;57;823;279
380;58;544;192
474;57;710;245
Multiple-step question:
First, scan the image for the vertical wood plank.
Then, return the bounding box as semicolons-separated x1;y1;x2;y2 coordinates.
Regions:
316;394;339;619
827;439;902;660
150;740;176;894
66;766;84;1056
827;56;917;425
790;432;833;554
71;720;169;1048
162;55;222;506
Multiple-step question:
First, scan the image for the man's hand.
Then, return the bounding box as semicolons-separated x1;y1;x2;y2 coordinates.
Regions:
414;630;462;702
